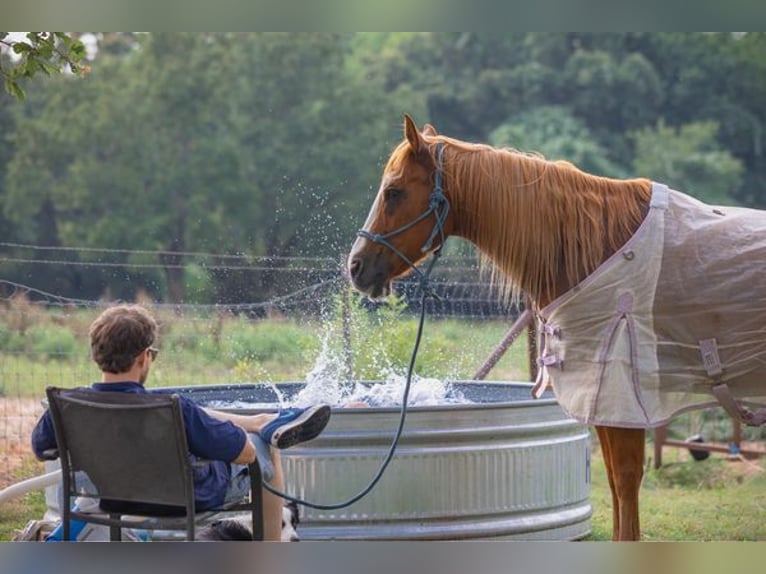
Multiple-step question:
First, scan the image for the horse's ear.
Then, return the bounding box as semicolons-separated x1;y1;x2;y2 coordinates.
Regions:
423;123;437;137
404;114;425;153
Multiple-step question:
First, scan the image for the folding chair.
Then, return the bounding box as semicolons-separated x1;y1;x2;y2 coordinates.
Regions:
43;386;270;541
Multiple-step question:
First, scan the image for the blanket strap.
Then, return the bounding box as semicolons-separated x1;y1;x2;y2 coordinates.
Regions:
699;338;766;426
711;383;766;427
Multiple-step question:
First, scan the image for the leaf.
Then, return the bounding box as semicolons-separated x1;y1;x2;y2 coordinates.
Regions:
12;42;32;54
4;78;25;100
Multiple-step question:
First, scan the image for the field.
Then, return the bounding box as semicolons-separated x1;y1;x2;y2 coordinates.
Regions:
587;441;766;541
2;299;765;541
0;297;531;400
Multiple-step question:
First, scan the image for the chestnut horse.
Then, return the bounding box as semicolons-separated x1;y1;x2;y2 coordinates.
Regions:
348;114;653;541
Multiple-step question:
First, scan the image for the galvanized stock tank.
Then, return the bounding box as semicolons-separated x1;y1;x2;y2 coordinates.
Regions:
174;381;592;540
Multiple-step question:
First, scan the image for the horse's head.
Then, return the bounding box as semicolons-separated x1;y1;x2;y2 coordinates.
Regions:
347;114;451;299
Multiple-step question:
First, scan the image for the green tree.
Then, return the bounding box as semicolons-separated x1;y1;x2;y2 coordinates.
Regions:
218;33;413;299
489;106;626;178
3;33;413;303
562;47;663;163
3;34;248;302
632;120;743;205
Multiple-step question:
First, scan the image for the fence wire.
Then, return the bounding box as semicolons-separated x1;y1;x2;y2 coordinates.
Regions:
0;258;528;487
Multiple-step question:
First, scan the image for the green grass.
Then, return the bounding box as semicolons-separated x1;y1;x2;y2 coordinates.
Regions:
4;302;764;541
0;492;46;542
0;306;531;398
585;440;766;541
0;458;47;542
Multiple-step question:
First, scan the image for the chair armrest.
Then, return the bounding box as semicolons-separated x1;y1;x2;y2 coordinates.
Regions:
41;448;59;461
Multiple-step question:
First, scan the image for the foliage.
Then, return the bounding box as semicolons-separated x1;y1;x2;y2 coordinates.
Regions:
2;33;766;303
1;33;412;303
489;106;625;177
0;299;529;397
327;288;527;382
632;120;744;204
219;317;317;365
26;323;78;360
0;32;88;99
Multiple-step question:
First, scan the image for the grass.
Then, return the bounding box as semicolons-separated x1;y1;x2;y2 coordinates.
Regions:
0;457;47;542
585;438;766;541
0;302;531;399
2;300;765;541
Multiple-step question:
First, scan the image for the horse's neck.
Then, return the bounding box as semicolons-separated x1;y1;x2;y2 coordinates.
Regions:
447;149;652;307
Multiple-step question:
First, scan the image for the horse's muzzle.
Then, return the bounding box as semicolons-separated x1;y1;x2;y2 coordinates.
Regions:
347;250;393;299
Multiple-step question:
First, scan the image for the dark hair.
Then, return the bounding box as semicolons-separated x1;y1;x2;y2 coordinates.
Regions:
89;305;158;374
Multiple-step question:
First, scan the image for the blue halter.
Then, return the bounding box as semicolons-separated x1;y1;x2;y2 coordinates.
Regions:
356;143;450;293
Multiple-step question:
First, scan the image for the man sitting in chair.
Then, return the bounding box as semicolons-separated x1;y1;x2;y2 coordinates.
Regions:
31;304;331;541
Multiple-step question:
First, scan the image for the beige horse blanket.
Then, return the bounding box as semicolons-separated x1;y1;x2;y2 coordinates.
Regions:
534;182;766;428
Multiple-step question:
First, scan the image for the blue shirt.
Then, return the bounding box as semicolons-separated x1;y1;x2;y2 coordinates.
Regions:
31;382;247;511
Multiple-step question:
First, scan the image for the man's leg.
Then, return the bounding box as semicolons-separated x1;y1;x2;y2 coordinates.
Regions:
227;442;285;541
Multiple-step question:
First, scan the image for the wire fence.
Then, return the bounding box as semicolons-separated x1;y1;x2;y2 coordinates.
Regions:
0;253;530;487
2;250;763;490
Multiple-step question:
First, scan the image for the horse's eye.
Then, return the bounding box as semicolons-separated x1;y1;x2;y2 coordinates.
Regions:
384;188;405;202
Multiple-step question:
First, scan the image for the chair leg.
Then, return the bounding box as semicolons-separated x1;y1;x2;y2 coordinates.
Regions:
109;515;122;541
63;509;71;541
250;462;264;541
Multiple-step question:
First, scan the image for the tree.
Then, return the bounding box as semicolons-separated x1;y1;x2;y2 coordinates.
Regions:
2;33;413;303
3;33;765;302
1;32;87;99
632;120;743;205
489;106;626;178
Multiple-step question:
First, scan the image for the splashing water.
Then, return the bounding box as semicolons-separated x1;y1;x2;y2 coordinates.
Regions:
290;331;470;408
209;313;472;409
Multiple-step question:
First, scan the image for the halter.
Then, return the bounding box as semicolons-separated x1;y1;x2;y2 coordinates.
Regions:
356;142;450;294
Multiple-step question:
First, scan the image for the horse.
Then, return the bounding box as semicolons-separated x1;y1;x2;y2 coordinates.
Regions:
347;114;766;541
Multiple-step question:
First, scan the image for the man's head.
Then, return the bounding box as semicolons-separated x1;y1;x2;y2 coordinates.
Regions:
89;305;158;380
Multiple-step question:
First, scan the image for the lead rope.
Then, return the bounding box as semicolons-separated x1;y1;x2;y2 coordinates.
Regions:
262;144;448;510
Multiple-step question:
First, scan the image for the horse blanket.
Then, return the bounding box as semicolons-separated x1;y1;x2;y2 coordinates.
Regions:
535;182;766;428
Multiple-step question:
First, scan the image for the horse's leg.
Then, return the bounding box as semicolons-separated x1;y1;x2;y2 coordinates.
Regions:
595;426;619;539
595;425;645;541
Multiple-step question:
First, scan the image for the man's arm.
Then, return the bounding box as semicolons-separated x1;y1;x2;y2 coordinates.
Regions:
30;411;57;460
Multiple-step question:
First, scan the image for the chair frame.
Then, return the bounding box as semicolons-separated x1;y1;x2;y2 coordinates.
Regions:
44;386;265;541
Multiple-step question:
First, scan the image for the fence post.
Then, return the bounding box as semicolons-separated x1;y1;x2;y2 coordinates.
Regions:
339;256;354;380
472;309;532;381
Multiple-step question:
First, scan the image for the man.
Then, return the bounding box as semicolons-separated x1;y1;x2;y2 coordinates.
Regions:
31;304;331;541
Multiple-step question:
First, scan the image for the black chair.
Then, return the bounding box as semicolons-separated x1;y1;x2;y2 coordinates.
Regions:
43;386;269;541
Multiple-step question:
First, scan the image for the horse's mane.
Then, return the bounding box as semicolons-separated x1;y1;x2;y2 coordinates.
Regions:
397;136;652;305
